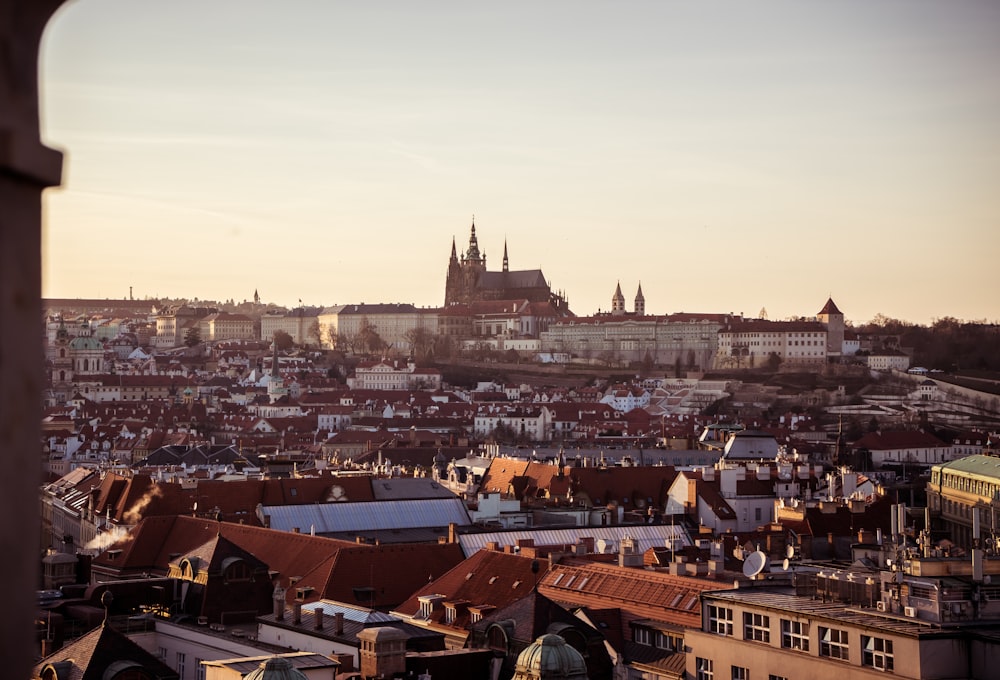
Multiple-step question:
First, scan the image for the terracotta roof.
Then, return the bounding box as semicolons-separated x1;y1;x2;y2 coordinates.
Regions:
93;515;464;609
538;561;720;629
393;549;548;630
851;430;948;450
33;622;178;680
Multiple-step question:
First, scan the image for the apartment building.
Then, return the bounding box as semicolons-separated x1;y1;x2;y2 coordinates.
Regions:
688;585;998;679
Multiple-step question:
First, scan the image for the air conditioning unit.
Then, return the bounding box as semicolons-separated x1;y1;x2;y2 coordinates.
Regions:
904;606;916;617
876;601;886;612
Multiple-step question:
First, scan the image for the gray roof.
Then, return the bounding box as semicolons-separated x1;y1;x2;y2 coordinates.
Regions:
370;477;458;501
478;270;548;290
458;524;692;558
337;303;419;315
261;498;472;534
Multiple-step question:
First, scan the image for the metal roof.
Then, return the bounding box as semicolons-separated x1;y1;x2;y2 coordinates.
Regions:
261;498;471;534
301;600;398;624
935;455;1000;480
370;477;458;500
458;524;692;558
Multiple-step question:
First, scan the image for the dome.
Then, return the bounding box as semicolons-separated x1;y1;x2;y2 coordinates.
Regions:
513;634;588;680
69;335;103;351
244;657;308;680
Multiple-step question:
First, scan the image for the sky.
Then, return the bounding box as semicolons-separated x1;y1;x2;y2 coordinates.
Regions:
39;1;1000;325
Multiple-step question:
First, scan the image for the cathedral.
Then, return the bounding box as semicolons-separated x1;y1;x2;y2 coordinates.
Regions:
444;220;572;314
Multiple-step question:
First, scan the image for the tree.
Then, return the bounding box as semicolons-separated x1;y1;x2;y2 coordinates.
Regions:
272;330;294;351
404;326;435;362
183;326;201;348
308;320;323;348
767;352;782;371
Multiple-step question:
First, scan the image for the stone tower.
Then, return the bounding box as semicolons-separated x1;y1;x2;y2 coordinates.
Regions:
817;297;845;359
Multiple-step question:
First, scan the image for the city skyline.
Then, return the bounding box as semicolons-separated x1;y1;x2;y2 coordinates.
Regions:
39;1;1000;325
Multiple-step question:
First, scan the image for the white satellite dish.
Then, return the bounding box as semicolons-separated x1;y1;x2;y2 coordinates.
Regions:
596;539;607;555
743;551;767;579
782;558;790;571
786;545;795;560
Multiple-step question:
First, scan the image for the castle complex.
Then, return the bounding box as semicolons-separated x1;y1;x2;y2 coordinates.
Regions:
444;220;572;315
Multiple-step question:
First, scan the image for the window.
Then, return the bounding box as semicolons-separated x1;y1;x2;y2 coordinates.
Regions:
634;627;652;645
196;658;205;680
444;606;456;624
223;560;251;584
769;676;788;680
820;627;850;660
743;611;770;643
731;666;749;680
695;658;714;680
656;631;679;650
781;619;809;651
862;635;893;671
176;652;186;676
708;605;734;636
157;648;167;661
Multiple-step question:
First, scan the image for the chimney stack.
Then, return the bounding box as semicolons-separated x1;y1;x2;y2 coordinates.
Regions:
334;611;344;635
314;607;324;630
293;602;302;624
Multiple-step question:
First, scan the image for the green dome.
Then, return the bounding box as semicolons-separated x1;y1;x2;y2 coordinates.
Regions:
513;634;588;680
244;657;308;680
69;335;103;351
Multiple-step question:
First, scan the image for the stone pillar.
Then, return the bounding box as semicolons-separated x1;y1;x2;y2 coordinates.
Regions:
0;1;67;677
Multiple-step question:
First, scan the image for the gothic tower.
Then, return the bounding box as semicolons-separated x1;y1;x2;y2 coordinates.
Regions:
634;282;645;316
445;218;488;306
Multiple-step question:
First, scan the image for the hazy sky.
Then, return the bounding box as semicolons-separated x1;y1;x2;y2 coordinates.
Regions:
40;1;1000;325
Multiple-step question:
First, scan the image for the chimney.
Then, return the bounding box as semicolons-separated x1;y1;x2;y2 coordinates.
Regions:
314;607;324;630
273;585;286;620
334;611;344;635
448;522;457;544
293;602;302;624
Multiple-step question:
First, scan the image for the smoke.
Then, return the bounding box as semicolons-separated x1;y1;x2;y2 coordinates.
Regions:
123;483;164;525
85;530;132;553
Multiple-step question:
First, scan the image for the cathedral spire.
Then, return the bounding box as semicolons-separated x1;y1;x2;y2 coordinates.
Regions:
502;239;509;272
635;282;645;316
466;216;483;265
450;236;458;263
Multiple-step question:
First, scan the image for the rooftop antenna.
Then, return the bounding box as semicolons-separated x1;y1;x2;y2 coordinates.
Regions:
743;550;766;580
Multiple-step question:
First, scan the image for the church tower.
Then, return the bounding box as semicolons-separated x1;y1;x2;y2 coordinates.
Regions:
611;282;626;316
267;337;288;403
634;282;645;316
503;239;509;272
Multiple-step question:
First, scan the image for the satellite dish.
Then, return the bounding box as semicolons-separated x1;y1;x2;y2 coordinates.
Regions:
782;558;790;571
596;539;607;555
786;545;795;560
743;551;766;579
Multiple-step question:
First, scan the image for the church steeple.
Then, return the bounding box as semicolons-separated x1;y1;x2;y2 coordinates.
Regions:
450;236;458;264
612;282;625;316
502;239;509;272
270;336;280;379
634;282;645;316
466;216;483;265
